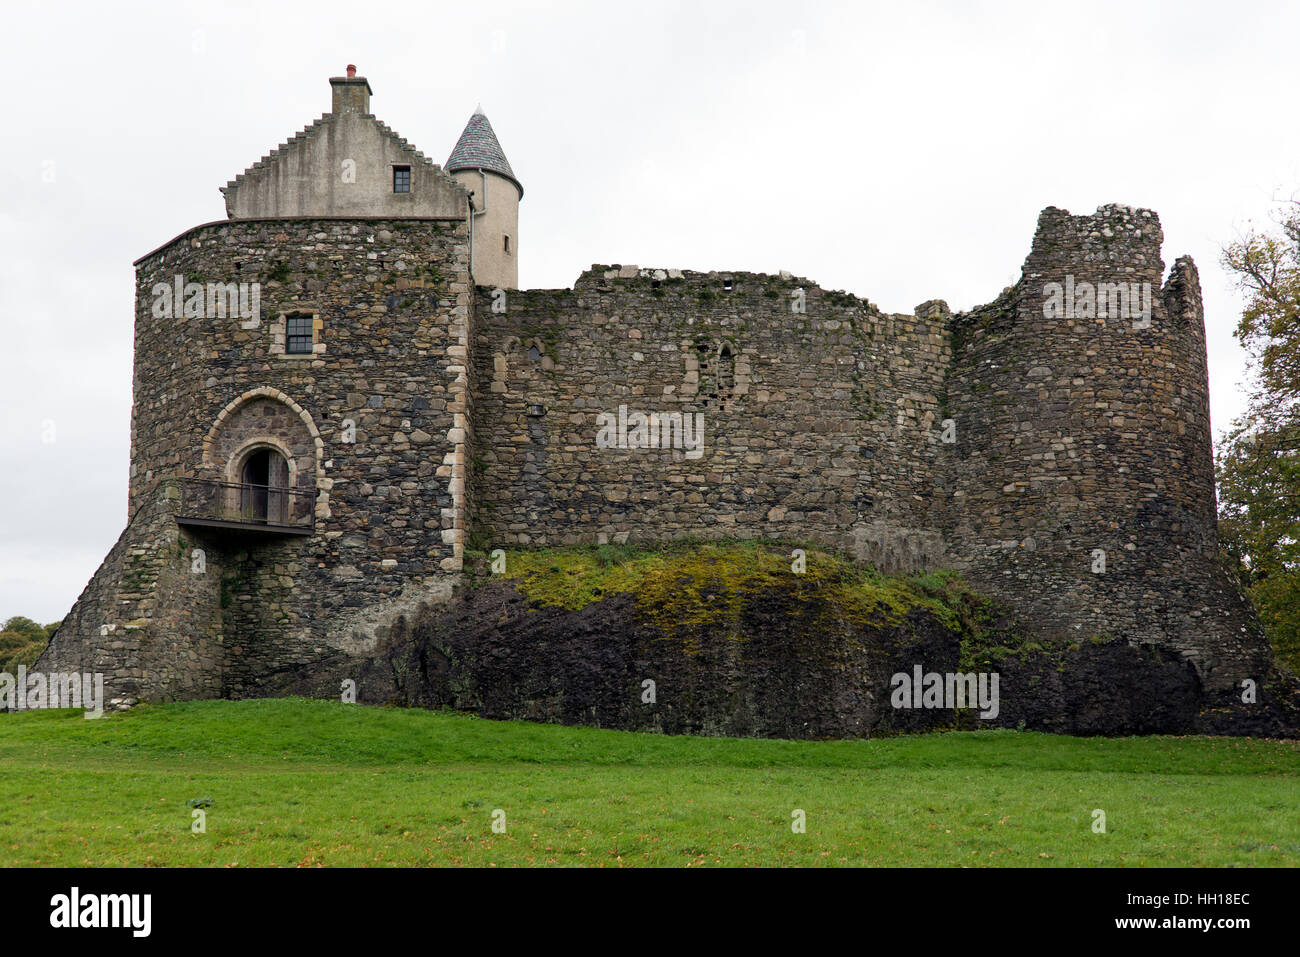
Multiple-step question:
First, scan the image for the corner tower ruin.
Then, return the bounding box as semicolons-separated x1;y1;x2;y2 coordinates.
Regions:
943;205;1267;690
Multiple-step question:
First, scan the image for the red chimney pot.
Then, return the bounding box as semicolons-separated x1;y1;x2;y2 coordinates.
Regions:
346;64;357;77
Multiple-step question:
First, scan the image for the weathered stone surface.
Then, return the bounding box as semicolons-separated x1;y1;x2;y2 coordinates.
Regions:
944;206;1267;691
285;578;1298;738
36;204;1285;729
40;218;472;702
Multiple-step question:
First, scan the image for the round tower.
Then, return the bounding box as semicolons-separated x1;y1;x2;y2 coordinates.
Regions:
943;205;1270;691
446;107;522;290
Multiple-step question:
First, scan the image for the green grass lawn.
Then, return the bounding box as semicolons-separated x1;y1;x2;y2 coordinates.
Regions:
0;699;1296;867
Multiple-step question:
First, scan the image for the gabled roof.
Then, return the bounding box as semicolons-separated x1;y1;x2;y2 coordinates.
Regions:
445;108;523;198
219;113;457;216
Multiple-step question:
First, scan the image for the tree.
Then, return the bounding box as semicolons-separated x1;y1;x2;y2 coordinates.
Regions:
1;616;47;642
0;616;60;673
1218;196;1300;672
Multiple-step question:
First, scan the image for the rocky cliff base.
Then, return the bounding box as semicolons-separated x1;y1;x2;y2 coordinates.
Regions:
278;544;1300;739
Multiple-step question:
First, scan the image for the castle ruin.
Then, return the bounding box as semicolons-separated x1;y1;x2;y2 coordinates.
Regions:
38;68;1270;709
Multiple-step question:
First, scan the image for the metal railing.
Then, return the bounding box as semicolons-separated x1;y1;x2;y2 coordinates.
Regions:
174;478;315;534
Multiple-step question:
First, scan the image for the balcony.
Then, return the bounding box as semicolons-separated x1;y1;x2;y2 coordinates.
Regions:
174;478;315;536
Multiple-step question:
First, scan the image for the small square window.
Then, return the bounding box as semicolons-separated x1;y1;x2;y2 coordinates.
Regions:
286;313;314;354
393;166;411;193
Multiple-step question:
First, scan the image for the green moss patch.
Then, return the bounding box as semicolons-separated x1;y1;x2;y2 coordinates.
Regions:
473;540;1021;659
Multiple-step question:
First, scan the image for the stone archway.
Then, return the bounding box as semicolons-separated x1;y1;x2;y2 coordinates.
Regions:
203;387;328;520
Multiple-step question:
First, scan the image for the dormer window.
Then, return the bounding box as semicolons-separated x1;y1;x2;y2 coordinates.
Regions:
393;166;411;193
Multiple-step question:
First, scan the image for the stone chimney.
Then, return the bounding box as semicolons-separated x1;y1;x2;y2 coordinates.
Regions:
330;64;372;115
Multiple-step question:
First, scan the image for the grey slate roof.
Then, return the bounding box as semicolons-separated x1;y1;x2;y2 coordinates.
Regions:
446;108;523;198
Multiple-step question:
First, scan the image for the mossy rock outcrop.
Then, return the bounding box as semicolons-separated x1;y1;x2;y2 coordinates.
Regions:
279;542;1300;739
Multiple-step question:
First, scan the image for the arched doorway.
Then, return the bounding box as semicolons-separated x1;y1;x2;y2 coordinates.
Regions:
203;389;324;530
240;447;290;524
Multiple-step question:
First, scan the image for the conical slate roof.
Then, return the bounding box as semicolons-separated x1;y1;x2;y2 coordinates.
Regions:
446;108;523;198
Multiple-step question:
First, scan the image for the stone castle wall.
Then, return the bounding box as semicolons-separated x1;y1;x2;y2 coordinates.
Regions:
36;481;225;705
38;204;1274;706
466;208;1268;690
469;268;950;570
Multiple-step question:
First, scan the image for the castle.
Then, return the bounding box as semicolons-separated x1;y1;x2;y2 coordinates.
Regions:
39;68;1271;709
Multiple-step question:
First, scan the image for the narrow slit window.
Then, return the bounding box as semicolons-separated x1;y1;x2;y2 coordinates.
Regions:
393;166;411;193
286;314;314;354
503;234;511;254
695;341;715;404
718;344;735;395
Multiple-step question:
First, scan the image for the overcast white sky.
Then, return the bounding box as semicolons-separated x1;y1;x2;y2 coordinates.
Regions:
2;0;1298;624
